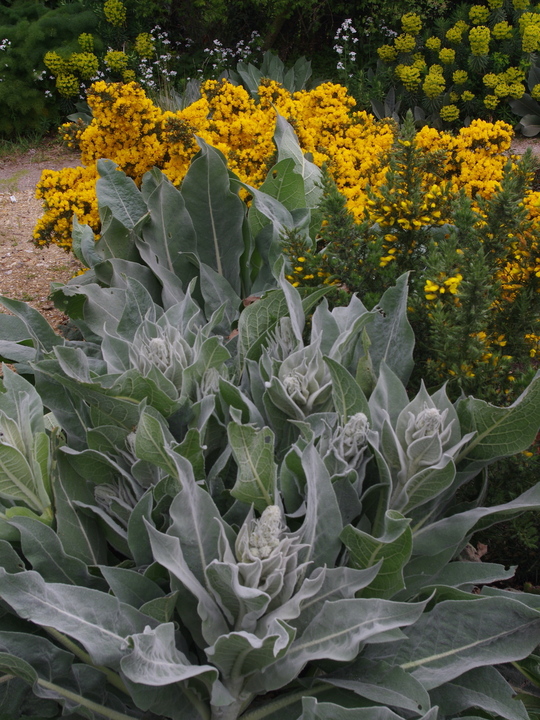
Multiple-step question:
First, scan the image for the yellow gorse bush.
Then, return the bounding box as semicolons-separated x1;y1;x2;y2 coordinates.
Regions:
35;79;540;270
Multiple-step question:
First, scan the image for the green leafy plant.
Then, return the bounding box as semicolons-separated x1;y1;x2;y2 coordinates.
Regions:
225;50;316;97
0;130;539;719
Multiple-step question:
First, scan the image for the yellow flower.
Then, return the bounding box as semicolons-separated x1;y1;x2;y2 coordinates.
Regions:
377;44;398;62
492;21;513;40
134;33;155;59
425;37;441;51
70;52;99;80
469;25;491;56
103;0;126;25
44;51;68;76
395;64;421;90
522;23;540;53
394;34;417;53
469;5;490;24
55;73;79;97
439;48;456;64
78;33;94;53
104;51;129;72
401;13;422;35
440;104;460;122
484;94;499;109
483;73;499;88
453;70;468;85
423;72;445;98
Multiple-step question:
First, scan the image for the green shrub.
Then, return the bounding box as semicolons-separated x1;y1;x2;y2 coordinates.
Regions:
283;113;540;404
0;1;97;136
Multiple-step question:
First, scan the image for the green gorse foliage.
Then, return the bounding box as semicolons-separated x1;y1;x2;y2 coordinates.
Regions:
0;124;539;719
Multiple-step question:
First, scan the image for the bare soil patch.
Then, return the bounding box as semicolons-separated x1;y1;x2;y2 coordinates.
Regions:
0;139;81;330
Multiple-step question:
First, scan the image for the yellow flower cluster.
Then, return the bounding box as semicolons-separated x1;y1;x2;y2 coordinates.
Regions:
395;64;422;90
134;33;155;58
484;94;499;109
56;73;79;97
469;4;490;24
34;80;539;256
439;48;456;64
103;0;126;26
492;21;513;40
44;51;68;75
469;25;491;55
395;34;417;53
423;67;446;97
367;179;449;232
440;104;460;121
446;22;469;44
425;37;442;51
522;23;540;52
424;273;463;300
401;13;422;35
70;52;99;80
44;46;98;96
481;69;526;99
375;8;540;122
35;166;99;250
377;44;398;62
525;333;540;357
78;33;94;53
104;51;129;72
453;69;468;84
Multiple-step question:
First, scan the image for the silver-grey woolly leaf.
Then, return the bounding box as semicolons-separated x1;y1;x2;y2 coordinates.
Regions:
121;623;218;686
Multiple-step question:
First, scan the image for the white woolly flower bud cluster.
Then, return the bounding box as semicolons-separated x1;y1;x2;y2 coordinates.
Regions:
265;317;301;361
404;404;453;446
277;346;332;413
333;412;370;466
235;505;307;596
130;321;193;390
246;505;283;559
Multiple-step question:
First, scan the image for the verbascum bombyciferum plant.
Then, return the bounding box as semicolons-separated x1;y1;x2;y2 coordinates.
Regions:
2;143;540;719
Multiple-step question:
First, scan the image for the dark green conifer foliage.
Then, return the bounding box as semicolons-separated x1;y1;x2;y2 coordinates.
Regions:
0;1;96;136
